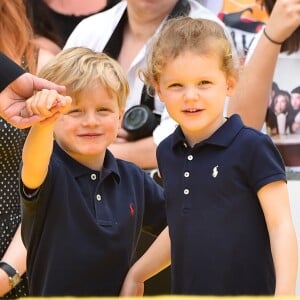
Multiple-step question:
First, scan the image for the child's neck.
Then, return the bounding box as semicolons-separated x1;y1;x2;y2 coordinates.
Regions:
184;117;227;148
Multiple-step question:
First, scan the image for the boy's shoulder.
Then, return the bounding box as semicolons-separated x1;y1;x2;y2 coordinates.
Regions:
115;156;144;172
115;157;152;182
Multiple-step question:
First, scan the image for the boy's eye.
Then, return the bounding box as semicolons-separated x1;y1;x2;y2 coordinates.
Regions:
66;109;81;115
97;107;112;113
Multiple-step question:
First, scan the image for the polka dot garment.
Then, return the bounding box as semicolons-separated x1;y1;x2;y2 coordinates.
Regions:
0;118;29;298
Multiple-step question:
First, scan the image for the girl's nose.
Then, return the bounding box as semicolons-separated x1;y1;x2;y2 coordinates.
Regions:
183;87;199;100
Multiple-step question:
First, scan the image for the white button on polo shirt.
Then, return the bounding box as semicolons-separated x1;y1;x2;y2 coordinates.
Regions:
184;172;190;178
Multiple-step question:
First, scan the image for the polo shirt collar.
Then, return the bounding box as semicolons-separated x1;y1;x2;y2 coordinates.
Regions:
53;142;120;183
171;114;244;149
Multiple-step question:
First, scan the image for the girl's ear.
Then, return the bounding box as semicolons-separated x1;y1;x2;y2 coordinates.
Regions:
226;76;237;97
153;82;164;103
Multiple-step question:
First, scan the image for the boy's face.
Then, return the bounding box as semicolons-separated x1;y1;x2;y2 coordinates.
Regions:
54;84;123;170
156;50;236;146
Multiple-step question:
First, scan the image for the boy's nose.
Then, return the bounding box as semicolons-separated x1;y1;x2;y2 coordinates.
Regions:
83;112;99;125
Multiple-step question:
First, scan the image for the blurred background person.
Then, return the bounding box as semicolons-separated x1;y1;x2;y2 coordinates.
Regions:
267;90;292;135
241;0;300;167
25;0;121;55
289;86;300;133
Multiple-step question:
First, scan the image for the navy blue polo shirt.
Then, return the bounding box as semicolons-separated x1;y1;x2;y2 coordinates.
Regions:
20;142;166;296
157;114;286;295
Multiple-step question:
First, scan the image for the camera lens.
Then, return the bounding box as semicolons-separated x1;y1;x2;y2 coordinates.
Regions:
122;105;159;141
123;106;149;131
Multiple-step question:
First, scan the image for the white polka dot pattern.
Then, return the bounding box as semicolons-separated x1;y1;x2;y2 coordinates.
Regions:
0;118;29;297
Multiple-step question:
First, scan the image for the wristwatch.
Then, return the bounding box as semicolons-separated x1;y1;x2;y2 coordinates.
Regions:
0;261;21;288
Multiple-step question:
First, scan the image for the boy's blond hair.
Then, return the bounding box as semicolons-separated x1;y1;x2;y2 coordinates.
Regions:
38;47;129;109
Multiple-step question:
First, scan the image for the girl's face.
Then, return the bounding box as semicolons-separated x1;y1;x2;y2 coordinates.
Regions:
274;95;288;113
54;84;123;170
156;51;236;146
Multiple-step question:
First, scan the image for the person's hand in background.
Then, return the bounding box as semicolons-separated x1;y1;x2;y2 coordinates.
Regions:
0;72;65;128
265;0;300;43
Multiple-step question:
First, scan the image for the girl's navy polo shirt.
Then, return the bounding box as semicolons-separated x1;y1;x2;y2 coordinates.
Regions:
20;142;166;296
157;114;286;295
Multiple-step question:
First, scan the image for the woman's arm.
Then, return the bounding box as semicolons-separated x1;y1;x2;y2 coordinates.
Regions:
229;0;300;130
120;226;171;296
0;225;26;296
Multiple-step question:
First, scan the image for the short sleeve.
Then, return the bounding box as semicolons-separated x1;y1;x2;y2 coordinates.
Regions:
0;52;25;92
247;133;286;192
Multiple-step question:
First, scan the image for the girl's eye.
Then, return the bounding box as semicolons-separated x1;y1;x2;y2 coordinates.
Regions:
198;80;211;86
168;83;182;88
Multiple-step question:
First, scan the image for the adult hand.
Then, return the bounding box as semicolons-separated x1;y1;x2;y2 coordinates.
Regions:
265;0;300;43
0;72;65;128
114;127;130;143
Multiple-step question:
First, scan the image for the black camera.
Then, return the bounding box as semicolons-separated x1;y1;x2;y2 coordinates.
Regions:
122;105;160;141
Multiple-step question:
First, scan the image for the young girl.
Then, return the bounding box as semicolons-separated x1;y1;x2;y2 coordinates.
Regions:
120;17;298;296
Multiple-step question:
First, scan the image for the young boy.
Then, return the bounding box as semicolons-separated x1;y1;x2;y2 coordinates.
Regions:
20;47;166;296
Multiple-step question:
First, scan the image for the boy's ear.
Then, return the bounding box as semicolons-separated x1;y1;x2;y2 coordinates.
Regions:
118;110;124;128
226;76;237;97
119;109;124;119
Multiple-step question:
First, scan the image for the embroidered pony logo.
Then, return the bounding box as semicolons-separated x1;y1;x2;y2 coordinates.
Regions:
129;203;135;216
212;165;219;178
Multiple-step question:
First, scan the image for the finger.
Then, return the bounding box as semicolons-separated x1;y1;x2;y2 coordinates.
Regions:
25;96;35;117
32;76;66;94
57;95;72;113
44;89;61;110
39;111;61;126
117;127;130;139
56;95;72;108
9;114;44;129
27;91;43;116
31;89;59;117
114;137;128;143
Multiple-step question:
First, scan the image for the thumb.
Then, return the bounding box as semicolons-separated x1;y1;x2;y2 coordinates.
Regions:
33;76;66;94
